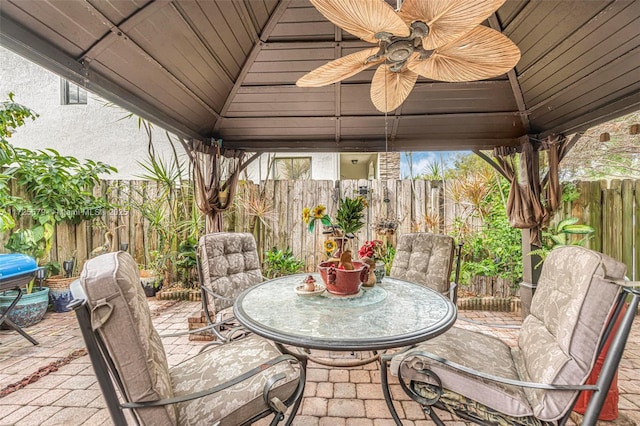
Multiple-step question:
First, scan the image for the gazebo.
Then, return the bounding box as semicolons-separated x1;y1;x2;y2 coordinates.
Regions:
1;0;638;314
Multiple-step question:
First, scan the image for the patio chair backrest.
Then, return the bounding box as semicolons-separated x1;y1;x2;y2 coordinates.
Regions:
516;245;627;420
390;232;455;295
79;251;176;425
198;232;263;312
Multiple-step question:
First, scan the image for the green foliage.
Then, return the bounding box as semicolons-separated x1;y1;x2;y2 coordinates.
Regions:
447;153;523;286
121;135;203;284
335;196;366;236
380;243;396;275
1;93;37;231
1;93;116;284
529;217;594;267
458;196;523;285
263;247;304;279
561;182;580;203
176;236;198;287
12;148;116;223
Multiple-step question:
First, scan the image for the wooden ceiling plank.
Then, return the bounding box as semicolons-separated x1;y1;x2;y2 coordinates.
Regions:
529;47;640;118
81;0;170;60
488;14;531;133
518;1;636;89
525;31;639;107
213;0;293;133
540;94;640;139
79;1;221;119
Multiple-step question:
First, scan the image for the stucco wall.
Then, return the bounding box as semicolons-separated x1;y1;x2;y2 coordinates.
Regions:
0;46;180;180
244;152;338;181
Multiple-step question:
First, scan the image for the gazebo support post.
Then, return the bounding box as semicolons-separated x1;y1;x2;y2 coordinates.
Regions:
520;229;542;318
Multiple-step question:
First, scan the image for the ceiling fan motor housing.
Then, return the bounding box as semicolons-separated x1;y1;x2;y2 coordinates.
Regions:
375;21;431;71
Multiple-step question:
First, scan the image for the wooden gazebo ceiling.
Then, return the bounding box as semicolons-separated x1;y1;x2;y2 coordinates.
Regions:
1;0;638;152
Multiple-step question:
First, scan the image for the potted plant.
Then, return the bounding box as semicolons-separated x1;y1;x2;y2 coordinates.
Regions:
358;240;388;285
0;254;49;329
139;252;164;297
303;196;366;256
302;196;369;295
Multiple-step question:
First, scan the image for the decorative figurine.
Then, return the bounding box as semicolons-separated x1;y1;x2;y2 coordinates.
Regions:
338;250;355;270
303;275;316;292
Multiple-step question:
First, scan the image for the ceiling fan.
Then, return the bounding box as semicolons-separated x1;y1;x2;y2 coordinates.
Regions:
296;0;521;112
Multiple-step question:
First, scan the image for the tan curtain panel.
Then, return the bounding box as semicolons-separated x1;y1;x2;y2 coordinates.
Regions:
182;140;244;232
493;136;562;247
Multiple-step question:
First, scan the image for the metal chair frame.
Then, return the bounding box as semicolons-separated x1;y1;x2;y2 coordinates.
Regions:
380;285;639;426
69;296;306;426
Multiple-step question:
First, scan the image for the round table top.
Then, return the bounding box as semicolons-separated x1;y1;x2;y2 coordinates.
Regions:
234;273;457;351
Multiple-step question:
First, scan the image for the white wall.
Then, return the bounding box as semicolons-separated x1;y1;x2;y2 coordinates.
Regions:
0;46;180;180
244;152;338;182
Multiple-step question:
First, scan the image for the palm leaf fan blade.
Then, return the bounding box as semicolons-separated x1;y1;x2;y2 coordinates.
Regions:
408;26;520;82
370;65;418;112
398;0;506;50
297;48;382;87
310;0;410;43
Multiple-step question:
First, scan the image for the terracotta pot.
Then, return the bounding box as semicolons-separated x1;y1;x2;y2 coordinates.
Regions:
318;261;369;296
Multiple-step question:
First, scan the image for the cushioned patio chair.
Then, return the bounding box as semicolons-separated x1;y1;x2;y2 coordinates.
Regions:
69;251;305;426
197;232;264;341
390;232;456;299
380;246;639;426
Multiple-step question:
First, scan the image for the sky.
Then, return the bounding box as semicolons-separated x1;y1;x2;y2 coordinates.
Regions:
399;151;469;178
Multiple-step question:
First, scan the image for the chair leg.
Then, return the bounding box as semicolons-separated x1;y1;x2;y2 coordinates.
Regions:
582;289;639;425
380;356;403;426
284;357;307;426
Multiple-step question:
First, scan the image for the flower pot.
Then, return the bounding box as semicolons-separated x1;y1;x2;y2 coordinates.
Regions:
140;276;162;298
373;262;386;283
0;287;49;328
318;261;369;296
45;275;77;313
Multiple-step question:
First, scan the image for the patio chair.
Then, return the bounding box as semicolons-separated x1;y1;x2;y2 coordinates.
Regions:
390;232;456;299
380;246;639;426
197;232;264;341
69;251;305;426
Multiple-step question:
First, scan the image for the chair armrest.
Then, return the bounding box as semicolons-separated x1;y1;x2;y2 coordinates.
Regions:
121;354;302;408
397;350;598;391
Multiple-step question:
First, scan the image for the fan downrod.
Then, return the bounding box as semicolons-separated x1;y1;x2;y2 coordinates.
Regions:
370;21;433;72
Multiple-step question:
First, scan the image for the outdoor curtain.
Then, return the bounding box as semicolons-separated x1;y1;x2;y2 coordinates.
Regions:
493;136;562;247
182;139;244;232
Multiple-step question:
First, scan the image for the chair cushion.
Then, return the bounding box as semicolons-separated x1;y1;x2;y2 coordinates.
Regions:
199;232;262;312
171;334;299;426
81;252;176;425
518;246;625;420
390;233;455;294
392;327;533;417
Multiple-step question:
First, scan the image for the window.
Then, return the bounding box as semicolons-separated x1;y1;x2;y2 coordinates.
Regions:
61;79;87;105
272;157;311;180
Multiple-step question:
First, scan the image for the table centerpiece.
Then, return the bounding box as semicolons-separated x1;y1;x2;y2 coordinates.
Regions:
302;196;369;295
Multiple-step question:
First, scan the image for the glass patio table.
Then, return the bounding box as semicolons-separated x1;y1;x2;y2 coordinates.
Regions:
234;273;457;357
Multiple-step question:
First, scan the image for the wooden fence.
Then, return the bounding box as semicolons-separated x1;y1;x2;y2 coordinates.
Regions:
1;178;637;281
553;179;639;280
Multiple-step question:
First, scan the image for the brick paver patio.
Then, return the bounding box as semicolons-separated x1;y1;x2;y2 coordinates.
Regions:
1;301;638;425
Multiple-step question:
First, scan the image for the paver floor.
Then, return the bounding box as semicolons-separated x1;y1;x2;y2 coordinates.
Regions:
1;301;638;425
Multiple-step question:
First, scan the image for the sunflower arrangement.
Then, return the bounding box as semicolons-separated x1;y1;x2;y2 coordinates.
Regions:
301;196;366;238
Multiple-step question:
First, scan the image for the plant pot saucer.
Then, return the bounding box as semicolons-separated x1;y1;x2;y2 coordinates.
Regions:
295;284;326;297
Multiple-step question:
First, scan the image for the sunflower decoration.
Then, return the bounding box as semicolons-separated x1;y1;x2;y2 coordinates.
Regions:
302;203;333;232
324;239;337;256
